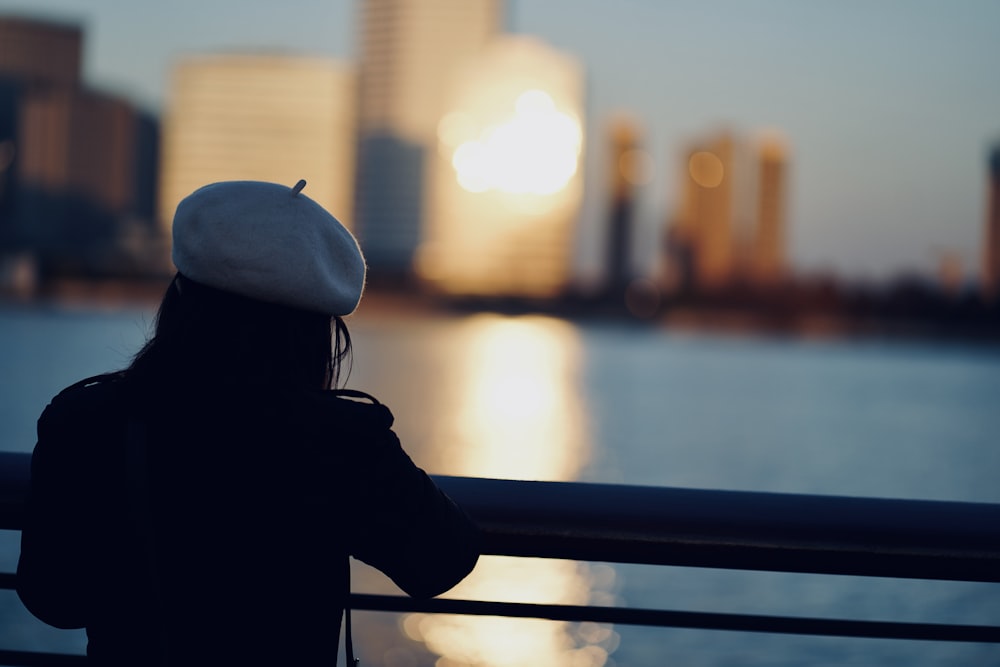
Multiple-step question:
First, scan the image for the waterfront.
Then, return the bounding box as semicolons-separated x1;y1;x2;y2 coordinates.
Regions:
1;302;998;665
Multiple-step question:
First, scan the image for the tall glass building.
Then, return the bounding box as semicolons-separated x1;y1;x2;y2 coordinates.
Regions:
159;54;356;236
984;144;1000;300
354;0;500;280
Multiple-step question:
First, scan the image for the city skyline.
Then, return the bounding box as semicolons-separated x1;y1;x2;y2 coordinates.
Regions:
0;0;998;285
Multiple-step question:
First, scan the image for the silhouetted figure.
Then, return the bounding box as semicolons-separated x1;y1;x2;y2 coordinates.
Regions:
16;180;480;666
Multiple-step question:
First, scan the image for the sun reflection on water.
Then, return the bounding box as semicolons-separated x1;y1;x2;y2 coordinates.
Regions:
401;314;619;667
434;314;588;480
402;559;620;667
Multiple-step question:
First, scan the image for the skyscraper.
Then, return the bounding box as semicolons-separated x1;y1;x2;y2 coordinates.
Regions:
984;143;1000;301
355;0;500;280
751;134;788;287
666;130;790;293
417;35;585;298
671;132;738;291
159;54;356;235
605;116;641;295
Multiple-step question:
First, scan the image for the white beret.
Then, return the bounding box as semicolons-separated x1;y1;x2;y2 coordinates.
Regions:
171;180;366;315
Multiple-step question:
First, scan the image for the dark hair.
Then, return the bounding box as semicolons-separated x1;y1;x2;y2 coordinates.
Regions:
126;274;352;392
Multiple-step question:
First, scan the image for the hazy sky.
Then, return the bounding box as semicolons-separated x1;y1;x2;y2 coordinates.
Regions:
2;0;998;284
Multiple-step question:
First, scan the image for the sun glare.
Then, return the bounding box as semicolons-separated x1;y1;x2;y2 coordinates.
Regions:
448;90;582;195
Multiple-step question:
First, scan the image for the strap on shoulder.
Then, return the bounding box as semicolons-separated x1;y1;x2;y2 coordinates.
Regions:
53;371;125;399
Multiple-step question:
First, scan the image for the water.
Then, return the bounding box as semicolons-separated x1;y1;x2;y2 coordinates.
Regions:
1;302;998;665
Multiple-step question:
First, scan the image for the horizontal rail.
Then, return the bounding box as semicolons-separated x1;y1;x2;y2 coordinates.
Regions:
0;576;997;648
0;449;998;661
432;476;1000;583
351;594;1000;643
3;451;999;582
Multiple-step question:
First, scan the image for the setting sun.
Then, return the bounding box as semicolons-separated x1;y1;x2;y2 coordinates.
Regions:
447;90;582;195
422;34;585;297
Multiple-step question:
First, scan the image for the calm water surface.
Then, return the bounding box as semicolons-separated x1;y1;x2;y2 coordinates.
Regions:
1;303;998;665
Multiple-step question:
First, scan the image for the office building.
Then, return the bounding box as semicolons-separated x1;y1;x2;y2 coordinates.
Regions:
984;144;1000;300
159;54;356;235
0;16;81;90
19;88;137;215
605;116;642;294
16;87;158;271
751;133;788;287
666;130;789;293
671;132;738;291
1;15;84;253
0;16;158;277
355;0;500;279
417;35;585;298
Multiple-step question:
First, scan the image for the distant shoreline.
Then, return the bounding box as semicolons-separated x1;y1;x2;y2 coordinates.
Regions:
4;277;1000;347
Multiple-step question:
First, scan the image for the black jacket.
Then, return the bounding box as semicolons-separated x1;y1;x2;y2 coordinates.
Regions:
17;373;480;665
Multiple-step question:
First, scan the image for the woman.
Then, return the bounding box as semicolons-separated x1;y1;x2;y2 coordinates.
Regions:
16;180;480;665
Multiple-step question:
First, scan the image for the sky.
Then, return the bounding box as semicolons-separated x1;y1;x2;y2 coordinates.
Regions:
2;0;999;284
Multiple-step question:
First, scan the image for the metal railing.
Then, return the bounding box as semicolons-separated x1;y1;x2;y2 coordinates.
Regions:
0;451;998;665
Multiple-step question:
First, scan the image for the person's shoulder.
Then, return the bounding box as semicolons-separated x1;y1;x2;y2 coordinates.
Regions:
33;372;128;463
287;388;396;434
42;372;126;424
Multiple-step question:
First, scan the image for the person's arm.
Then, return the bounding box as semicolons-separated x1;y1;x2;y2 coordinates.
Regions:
344;425;480;598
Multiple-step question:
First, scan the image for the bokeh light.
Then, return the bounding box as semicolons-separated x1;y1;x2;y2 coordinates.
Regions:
688;150;725;188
